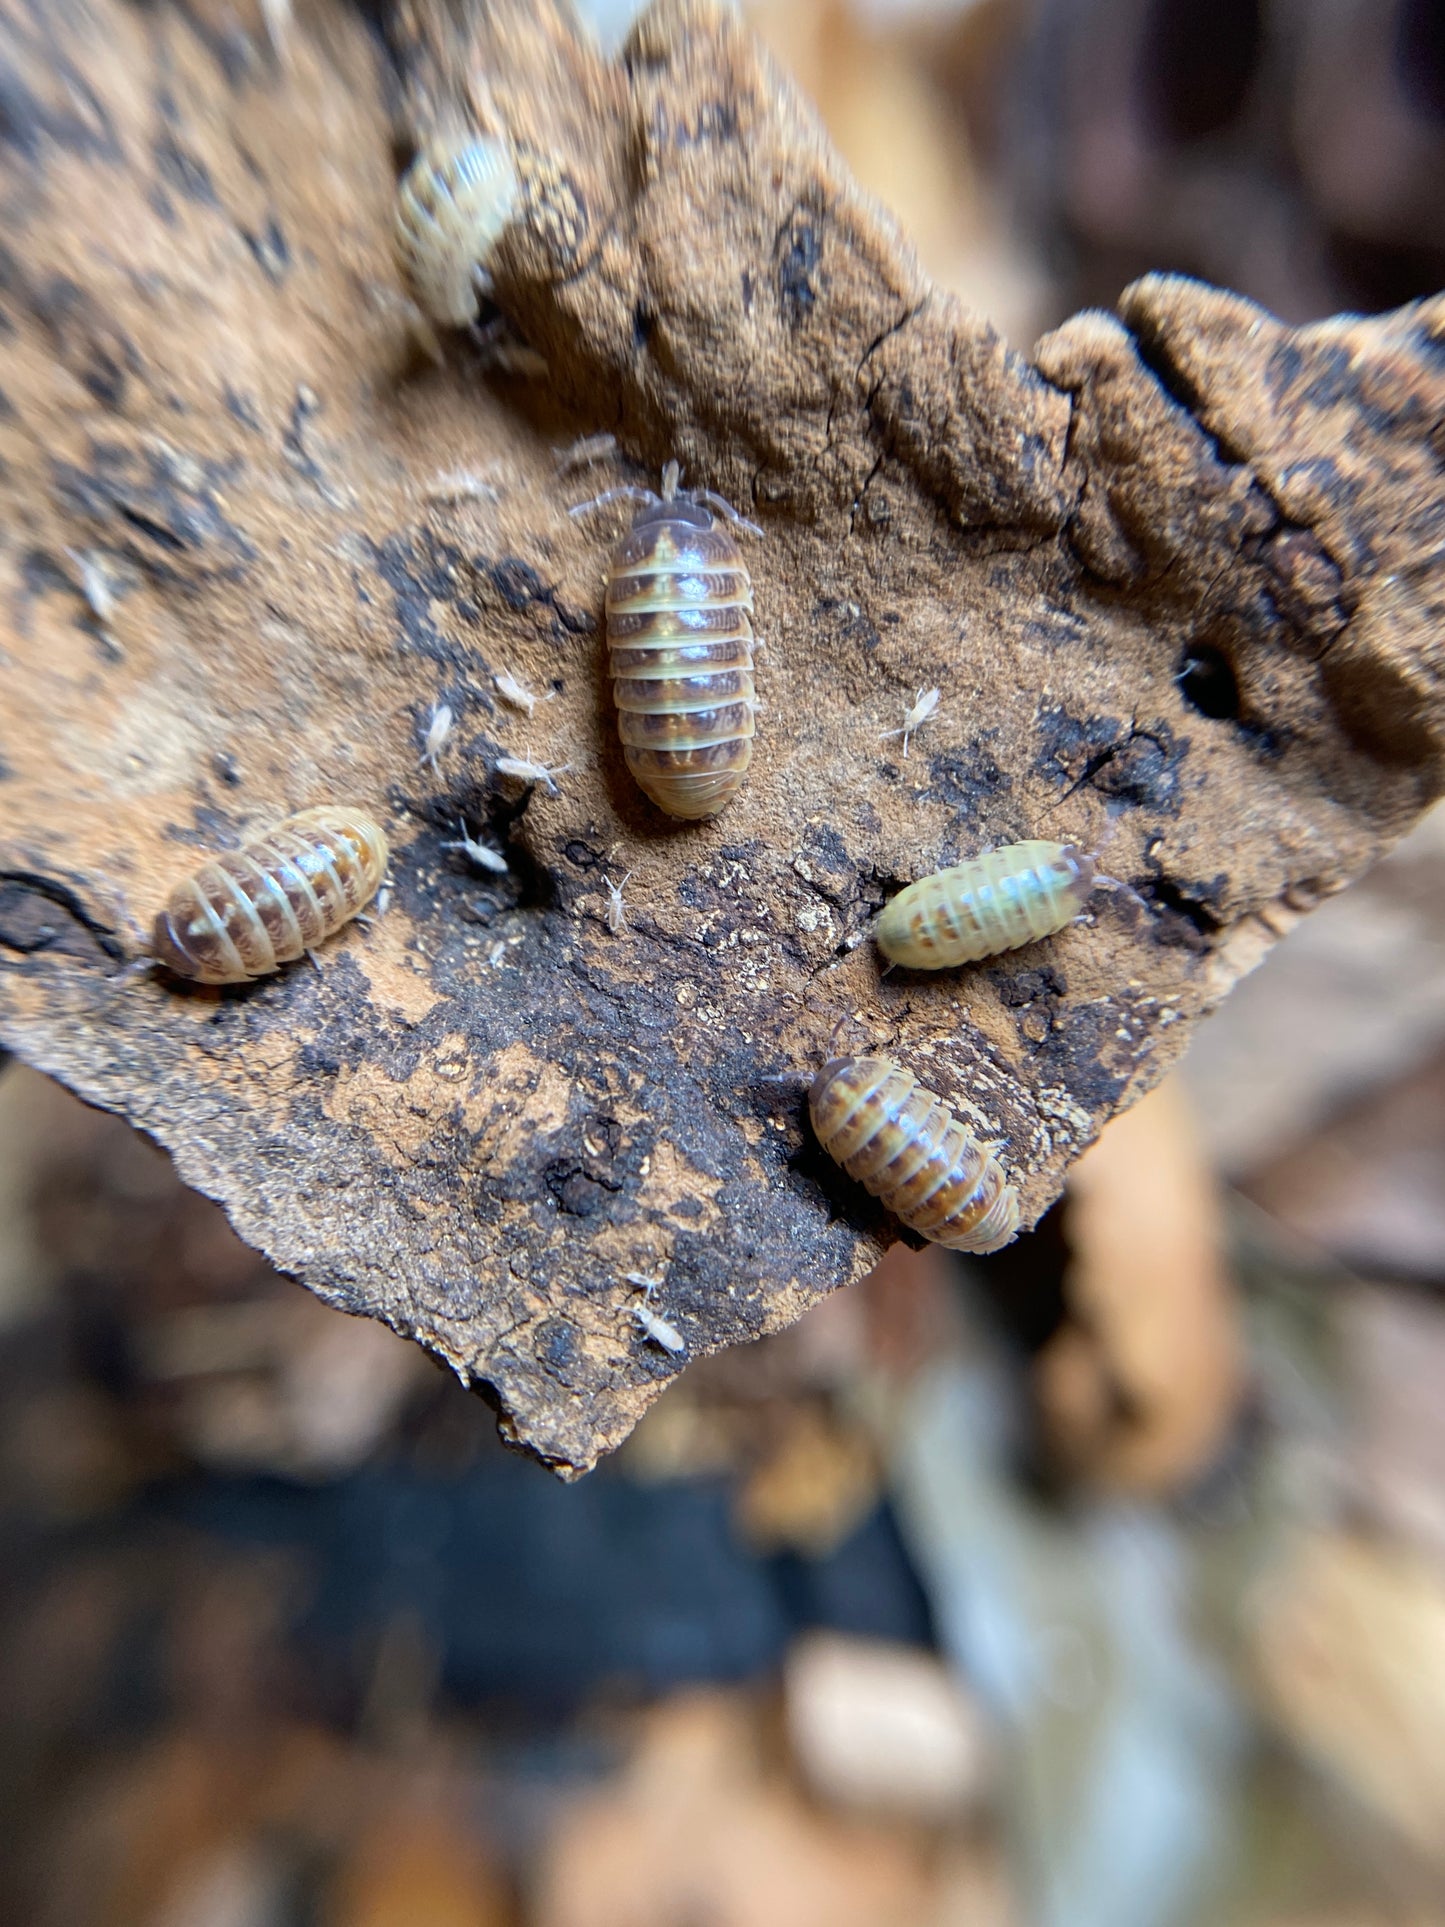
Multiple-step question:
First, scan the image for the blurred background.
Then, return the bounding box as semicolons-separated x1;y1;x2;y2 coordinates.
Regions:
4;1;1445;1922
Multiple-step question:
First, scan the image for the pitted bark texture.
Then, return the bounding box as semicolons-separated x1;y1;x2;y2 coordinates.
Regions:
0;0;1442;1473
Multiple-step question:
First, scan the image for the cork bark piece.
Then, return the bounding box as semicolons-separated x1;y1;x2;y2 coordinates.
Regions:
0;0;1441;1473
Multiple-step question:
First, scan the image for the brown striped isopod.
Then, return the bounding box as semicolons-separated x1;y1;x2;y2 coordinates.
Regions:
151;806;389;984
810;1055;1020;1253
874;840;1097;970
577;462;758;821
395;135;519;328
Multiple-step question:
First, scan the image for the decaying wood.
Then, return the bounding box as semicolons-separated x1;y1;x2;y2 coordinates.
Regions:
0;0;1442;1474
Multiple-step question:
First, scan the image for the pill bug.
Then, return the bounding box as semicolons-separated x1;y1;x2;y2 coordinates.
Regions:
874;840;1097;970
395;135;519;328
585;462;758;821
151;806;389;984
810;1055;1020;1253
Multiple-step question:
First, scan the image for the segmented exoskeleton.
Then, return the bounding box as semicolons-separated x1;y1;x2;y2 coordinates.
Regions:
394;135;518;328
809;1055;1020;1253
576;462;758;821
874;840;1097;969
151;807;389;983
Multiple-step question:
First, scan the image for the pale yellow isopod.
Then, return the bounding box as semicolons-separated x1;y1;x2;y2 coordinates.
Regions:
395;135;519;328
874;840;1097;969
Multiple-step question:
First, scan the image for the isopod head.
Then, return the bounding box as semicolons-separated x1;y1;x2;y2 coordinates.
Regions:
395;135;520;328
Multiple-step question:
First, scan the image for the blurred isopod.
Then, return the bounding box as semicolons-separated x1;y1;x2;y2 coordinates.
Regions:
152;806;389;984
810;1055;1020;1253
576;461;759;821
395;134;519;328
874;840;1097;969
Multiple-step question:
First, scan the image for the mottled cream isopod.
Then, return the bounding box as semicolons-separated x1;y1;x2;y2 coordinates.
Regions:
395;135;519;328
151;806;389;984
874;840;1097;969
581;463;758;821
809;1055;1020;1253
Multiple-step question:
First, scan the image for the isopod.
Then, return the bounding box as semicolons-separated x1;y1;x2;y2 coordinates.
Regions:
580;461;758;821
810;1056;1020;1253
395;134;519;328
151;806;389;984
874;840;1097;970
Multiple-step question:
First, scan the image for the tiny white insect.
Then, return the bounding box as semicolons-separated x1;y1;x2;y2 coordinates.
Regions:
259;0;291;61
484;338;549;381
601;871;632;935
423;470;501;505
495;753;570;795
68;547;115;623
553;432;618;475
880;686;942;759
441;818;508;874
494;670;548;716
421;701;455;772
375;884;393;918
624;1275;686;1356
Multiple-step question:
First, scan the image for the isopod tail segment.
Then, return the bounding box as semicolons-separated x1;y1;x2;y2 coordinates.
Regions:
576;462;762;822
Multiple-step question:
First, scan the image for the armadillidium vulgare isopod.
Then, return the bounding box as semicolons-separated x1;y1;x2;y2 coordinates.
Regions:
874;840;1097;969
581;462;758;821
395;135;519;328
151;806;389;984
810;1055;1020;1253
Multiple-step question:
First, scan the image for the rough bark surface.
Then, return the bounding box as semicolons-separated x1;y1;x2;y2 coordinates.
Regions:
1;0;1442;1473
